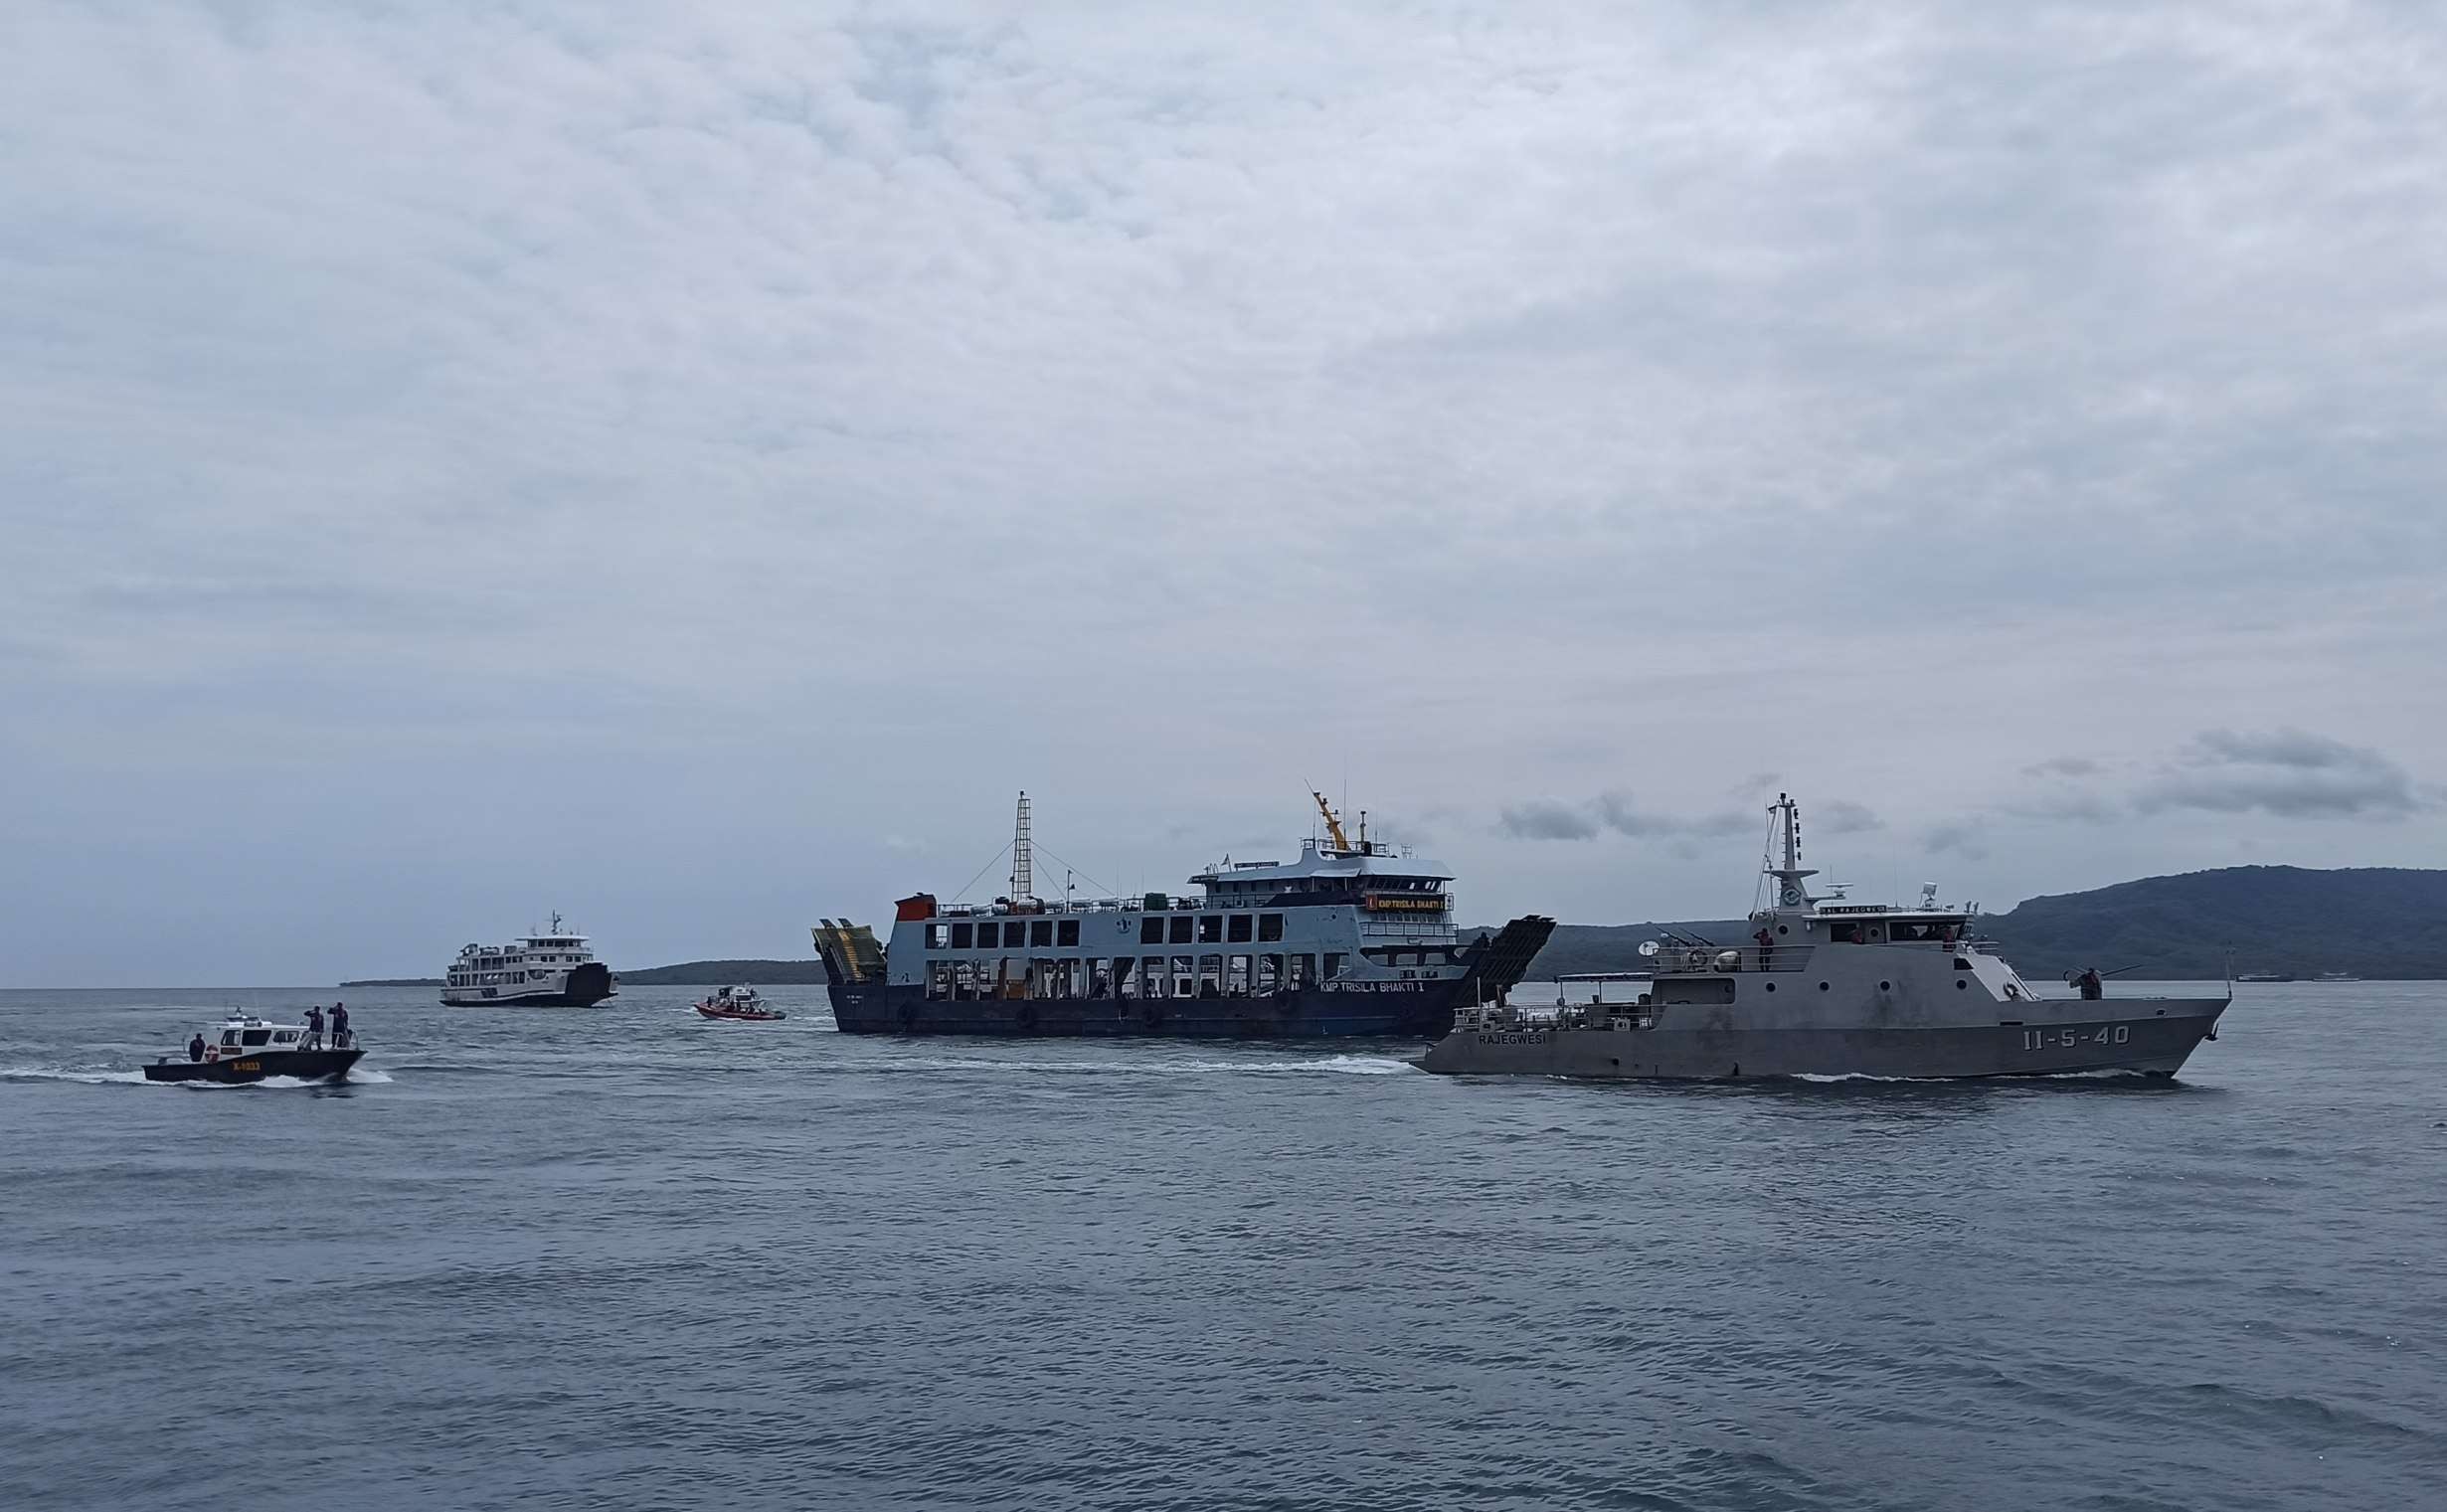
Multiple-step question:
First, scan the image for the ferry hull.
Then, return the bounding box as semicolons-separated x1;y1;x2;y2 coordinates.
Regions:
1421;999;2228;1082
826;982;1459;1039
143;1049;366;1085
441;962;615;1008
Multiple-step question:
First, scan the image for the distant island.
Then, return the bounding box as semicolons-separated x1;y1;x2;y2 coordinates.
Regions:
341;958;829;988
1489;865;2447;981
346;866;2447;987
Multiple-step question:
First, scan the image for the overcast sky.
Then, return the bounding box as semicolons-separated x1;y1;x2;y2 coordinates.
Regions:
5;1;2443;985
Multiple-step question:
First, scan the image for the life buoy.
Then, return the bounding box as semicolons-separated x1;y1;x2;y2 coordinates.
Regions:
1686;949;1709;971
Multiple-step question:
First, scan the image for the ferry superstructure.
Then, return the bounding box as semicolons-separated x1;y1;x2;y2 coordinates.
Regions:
440;913;616;1007
812;793;1552;1038
1423;794;2230;1081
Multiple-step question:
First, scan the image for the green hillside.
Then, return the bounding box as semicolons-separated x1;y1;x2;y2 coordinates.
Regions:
1497;866;2447;981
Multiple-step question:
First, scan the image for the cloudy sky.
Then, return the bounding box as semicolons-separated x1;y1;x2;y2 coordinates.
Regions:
5;1;2443;985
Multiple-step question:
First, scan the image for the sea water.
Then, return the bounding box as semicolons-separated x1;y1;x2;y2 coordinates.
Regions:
2;982;2442;1510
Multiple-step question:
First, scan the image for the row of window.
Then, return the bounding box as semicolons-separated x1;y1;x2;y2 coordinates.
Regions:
926;914;1300;951
925;952;1350;1001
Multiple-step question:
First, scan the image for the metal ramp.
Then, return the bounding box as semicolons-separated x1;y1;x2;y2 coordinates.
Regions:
810;919;886;984
1455;915;1555;1005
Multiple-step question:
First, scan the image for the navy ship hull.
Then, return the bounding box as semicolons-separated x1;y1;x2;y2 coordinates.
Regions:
1422;1001;2227;1081
827;982;1458;1038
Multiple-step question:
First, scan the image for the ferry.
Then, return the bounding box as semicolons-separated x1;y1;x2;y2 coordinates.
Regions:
812;793;1553;1038
441;913;616;1006
144;1013;364;1085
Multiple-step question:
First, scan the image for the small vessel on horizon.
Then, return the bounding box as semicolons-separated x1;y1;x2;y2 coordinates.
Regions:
2312;971;2361;983
143;1013;364;1085
2235;970;2295;983
441;913;616;1007
695;986;786;1022
1422;794;2230;1082
812;791;1553;1039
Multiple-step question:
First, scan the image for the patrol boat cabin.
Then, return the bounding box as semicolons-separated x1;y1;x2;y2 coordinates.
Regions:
814;792;1552;1038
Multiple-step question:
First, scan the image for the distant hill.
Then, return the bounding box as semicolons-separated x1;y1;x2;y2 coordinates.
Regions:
612;958;828;985
1488;866;2447;981
342;958;830;988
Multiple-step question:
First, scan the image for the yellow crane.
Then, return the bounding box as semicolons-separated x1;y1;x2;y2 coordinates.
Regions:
1311;788;1355;855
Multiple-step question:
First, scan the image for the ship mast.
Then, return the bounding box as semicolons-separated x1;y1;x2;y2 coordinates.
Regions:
1765;792;1819;910
1010;790;1035;902
1310;788;1354;855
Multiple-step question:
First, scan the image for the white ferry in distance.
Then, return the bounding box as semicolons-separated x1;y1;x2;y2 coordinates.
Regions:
440;913;616;1006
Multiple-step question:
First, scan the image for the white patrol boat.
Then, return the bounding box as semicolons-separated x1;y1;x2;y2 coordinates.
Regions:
144;1013;365;1085
440;913;616;1006
1422;794;2230;1082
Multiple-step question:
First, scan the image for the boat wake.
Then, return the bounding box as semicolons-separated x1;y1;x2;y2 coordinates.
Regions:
0;1066;149;1085
875;1053;1419;1078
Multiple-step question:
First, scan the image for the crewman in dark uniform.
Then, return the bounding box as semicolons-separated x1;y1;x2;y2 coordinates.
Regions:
188;1033;206;1063
2077;967;2104;1001
305;1005;325;1049
330;1002;351;1049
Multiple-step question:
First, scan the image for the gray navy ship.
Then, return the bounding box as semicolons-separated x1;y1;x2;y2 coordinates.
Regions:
1422;794;2230;1082
813;793;1552;1038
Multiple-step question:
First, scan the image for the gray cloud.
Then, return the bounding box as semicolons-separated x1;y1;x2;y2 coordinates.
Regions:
2023;756;2104;779
1814;799;1883;835
2136;728;2423;819
1923;821;1989;861
1497;800;1601;841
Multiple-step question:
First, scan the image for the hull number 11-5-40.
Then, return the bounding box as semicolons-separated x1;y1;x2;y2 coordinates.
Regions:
2019;1026;2131;1051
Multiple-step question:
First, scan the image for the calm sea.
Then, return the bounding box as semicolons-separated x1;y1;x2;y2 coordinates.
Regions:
2;982;2442;1511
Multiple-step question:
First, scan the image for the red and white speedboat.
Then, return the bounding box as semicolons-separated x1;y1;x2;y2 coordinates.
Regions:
694;986;786;1022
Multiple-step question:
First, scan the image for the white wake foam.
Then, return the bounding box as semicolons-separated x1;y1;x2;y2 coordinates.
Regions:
0;1066;148;1085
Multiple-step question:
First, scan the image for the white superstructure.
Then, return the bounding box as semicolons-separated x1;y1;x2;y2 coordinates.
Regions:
440;912;616;1006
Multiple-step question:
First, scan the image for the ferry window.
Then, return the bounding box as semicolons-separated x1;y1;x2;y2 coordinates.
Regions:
1058;920;1080;946
1227;955;1251;994
1227;915;1253;942
1169;917;1194;945
952;923;974;949
1171;955;1195;995
1290;954;1313;988
241;1029;271;1047
1145;956;1169;996
1198;916;1223;944
928;962;953;1000
1827;923;1859;943
1140;917;1164;945
1323;952;1345;980
1031;920;1054;947
1257;955;1281;993
1259;914;1284;942
928;924;950;949
1198;954;1224;996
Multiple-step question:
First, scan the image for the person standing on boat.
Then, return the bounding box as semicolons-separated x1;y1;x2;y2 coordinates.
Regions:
1752;925;1774;968
2077;967;2104;1001
304;1005;325;1049
330;1002;351;1049
187;1032;206;1063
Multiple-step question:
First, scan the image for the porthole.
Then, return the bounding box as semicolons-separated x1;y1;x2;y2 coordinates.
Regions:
1879;980;1892;991
1764;982;1777;992
1777;924;1789;935
1819;981;1831;992
1956;979;1968;990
